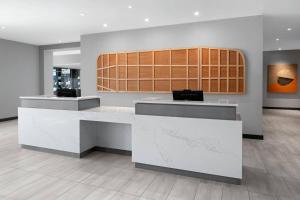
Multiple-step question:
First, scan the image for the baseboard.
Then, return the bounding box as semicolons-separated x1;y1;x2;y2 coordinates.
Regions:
21;145;80;158
0;116;18;122
21;145;132;158
94;146;132;156
243;134;264;140
263;106;299;110
135;163;241;185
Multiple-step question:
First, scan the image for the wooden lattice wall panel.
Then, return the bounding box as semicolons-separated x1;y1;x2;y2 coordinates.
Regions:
97;47;246;94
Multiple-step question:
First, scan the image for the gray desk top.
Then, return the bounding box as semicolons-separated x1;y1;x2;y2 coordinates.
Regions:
134;97;238;107
20;96;100;111
20;95;99;101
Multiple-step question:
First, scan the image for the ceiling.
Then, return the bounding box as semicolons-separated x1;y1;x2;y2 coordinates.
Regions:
0;0;298;50
263;0;300;51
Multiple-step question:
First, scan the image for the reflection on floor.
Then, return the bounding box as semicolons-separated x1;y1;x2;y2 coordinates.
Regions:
0;109;300;200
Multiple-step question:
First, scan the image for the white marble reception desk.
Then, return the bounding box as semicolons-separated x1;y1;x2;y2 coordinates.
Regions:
18;104;134;155
133;98;242;183
18;96;242;184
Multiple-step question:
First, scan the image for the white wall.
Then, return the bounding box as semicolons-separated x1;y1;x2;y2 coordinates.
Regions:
0;39;39;119
80;16;263;135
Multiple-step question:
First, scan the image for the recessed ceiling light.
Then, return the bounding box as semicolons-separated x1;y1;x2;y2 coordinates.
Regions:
194;11;200;16
128;5;133;9
1;26;6;30
79;13;85;17
103;23;108;27
58;40;62;43
276;38;280;41
278;48;282;51
287;28;292;31
144;18;150;22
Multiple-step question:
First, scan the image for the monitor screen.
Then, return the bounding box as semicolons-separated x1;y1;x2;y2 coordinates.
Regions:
172;90;204;101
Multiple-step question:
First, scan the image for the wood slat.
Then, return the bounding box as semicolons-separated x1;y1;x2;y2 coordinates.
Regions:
154;50;170;65
171;49;187;65
97;47;246;94
139;51;153;65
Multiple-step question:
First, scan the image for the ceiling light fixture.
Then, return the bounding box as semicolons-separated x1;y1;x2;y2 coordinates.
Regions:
103;23;108;27
276;38;280;41
128;5;133;9
287;28;292;31
58;40;62;43
1;26;6;30
79;13;85;17
278;48;282;51
144;18;150;22
194;11;200;16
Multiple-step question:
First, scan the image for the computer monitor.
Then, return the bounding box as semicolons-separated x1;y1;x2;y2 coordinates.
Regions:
172;90;204;101
56;89;81;97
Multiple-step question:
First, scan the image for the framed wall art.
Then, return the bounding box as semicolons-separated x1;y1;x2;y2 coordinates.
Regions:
268;64;297;93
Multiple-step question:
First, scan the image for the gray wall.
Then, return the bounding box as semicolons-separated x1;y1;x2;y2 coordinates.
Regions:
0;39;39;119
263;50;300;108
81;16;263;135
43;50;53;95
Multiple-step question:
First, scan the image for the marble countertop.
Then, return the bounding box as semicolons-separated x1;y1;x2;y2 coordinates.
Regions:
20;95;99;101
134;97;238;107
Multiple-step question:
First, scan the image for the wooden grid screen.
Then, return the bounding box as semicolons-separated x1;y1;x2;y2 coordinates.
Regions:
97;47;246;94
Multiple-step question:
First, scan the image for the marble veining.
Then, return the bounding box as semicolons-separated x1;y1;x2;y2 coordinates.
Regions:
133;115;242;179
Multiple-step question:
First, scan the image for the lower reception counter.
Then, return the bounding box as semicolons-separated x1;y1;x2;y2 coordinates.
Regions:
18;96;242;184
133;99;242;184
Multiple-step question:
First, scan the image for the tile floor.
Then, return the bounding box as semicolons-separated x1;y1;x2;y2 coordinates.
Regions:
0;109;300;200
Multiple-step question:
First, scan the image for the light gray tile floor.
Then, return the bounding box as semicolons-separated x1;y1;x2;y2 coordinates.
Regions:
0;109;299;199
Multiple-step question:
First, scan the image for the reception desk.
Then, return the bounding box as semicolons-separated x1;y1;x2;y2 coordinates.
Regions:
133;99;242;184
18;96;242;184
19;96;133;156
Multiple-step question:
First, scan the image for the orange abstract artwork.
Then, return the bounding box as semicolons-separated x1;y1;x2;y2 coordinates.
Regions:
268;64;297;93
